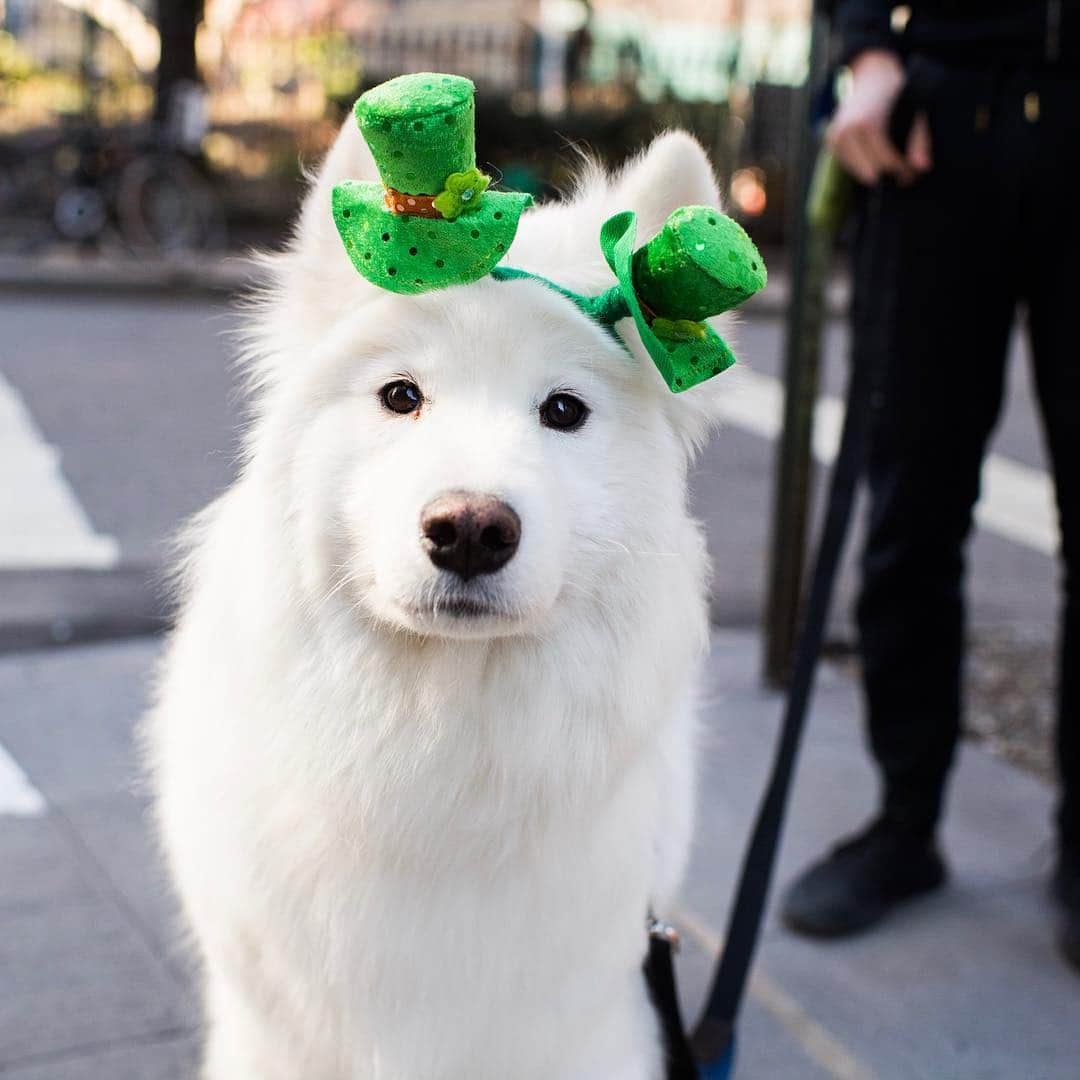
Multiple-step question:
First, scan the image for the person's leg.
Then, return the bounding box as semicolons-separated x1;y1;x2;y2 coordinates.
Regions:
1030;264;1080;971
784;74;1019;936
1027;184;1080;865
1020;69;1080;970
855;191;1016;839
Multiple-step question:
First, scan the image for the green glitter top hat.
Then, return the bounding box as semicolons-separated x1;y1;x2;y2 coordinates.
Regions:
332;72;533;295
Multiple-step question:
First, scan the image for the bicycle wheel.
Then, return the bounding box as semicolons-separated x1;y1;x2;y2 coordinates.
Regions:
117;153;226;254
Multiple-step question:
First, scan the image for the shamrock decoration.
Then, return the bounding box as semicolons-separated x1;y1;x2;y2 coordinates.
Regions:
432;167;490;220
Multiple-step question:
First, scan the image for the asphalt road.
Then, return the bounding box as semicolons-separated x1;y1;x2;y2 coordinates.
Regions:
0;288;1062;641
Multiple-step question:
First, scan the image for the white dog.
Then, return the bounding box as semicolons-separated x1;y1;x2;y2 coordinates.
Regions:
145;117;734;1079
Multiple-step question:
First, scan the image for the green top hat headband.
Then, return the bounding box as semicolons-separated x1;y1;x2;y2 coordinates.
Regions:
333;72;767;393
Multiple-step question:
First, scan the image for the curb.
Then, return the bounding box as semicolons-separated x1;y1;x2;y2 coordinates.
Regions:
0;252;258;298
0;566;170;654
0;565;791;655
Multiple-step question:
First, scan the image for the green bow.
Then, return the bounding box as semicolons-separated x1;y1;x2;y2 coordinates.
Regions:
493;206;767;393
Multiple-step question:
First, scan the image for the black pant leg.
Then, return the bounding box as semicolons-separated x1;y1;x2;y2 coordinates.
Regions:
851;95;1018;835
1030;299;1080;857
1018;71;1080;856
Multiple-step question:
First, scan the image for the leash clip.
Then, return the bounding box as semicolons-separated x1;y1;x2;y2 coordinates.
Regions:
647;914;681;953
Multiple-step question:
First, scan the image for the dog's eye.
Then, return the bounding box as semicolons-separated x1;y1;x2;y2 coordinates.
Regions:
539;392;589;432
380;380;423;415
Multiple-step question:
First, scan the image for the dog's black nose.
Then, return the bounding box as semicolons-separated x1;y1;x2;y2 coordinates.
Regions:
420;492;521;580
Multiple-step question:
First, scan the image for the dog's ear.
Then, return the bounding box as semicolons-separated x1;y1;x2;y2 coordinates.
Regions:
241;116;386;388
612;130;721;243
291;116;381;313
612;132;740;460
252;117;380;345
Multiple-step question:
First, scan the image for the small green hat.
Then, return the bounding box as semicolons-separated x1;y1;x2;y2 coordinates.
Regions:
632;206;766;322
597;206;767;392
332;72;533;295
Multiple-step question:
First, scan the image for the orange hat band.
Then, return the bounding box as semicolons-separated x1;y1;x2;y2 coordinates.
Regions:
383;187;444;220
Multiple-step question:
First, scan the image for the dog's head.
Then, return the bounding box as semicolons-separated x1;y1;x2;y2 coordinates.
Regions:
243;124;731;641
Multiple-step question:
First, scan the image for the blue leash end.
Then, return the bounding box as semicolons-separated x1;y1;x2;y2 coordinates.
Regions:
698;1034;736;1080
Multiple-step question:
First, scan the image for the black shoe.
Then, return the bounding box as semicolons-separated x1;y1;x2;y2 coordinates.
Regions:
782;817;946;938
1053;854;1080;973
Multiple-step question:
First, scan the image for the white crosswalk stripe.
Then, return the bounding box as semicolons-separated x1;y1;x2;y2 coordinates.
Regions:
0;371;119;569
0;740;46;816
719;367;1059;558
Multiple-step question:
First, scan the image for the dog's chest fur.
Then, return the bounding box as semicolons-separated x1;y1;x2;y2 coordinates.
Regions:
150;486;703;1079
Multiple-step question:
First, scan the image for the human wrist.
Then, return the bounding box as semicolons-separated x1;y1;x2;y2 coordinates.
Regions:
849;48;904;80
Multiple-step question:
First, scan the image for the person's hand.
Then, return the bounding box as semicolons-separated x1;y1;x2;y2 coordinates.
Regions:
827;49;932;186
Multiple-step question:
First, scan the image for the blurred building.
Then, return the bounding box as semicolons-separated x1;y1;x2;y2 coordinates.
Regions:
1;0;810;251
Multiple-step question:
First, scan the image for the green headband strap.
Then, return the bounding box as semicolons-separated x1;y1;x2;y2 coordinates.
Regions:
489;264;630;356
489;266;629;323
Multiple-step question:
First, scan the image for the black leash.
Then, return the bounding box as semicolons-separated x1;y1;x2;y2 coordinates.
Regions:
643;328;873;1078
690;325;873;1071
645;17;925;1076
645;181;892;1076
640;22;927;1056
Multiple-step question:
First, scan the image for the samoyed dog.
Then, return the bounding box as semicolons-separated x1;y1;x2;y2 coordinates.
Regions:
145;116;735;1079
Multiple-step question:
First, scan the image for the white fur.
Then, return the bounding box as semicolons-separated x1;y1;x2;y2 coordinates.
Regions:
144;123;730;1079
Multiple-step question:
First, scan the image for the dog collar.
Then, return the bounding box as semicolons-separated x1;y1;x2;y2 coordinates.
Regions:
332;72;767;394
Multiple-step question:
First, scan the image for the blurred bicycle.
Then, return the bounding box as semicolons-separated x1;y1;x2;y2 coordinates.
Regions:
0;83;225;256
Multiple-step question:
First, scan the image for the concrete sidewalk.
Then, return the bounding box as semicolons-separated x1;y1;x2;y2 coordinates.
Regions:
0;631;1076;1078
